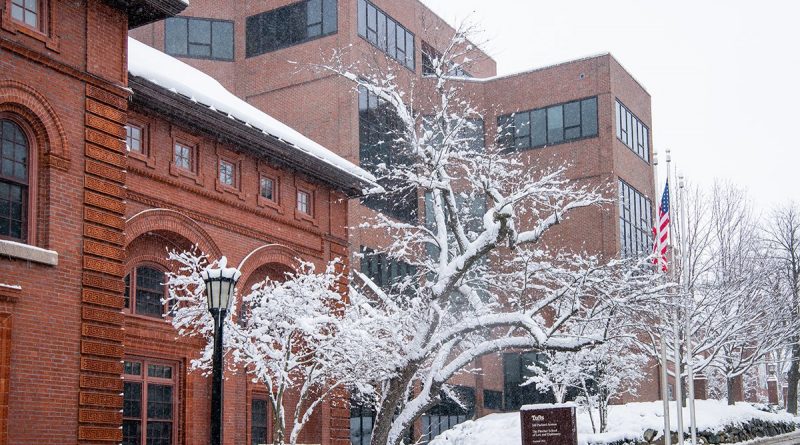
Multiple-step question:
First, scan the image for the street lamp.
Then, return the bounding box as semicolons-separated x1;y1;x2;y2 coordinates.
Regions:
201;257;241;445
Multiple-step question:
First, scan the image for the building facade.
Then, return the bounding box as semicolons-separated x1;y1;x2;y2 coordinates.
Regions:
0;1;371;444
128;0;664;443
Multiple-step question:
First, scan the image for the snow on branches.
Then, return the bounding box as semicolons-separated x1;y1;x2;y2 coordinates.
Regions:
166;250;387;445
312;21;668;445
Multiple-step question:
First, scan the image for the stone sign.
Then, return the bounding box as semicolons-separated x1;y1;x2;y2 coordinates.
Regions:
520;403;578;445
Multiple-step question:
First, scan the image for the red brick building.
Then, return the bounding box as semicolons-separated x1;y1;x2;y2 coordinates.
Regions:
0;1;373;444
128;0;664;442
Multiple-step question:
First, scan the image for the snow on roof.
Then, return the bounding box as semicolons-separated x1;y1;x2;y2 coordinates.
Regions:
127;37;376;186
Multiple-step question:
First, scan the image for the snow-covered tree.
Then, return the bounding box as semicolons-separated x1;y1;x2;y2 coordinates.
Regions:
165;250;389;445
765;203;800;413
524;340;647;434
313;23;669;445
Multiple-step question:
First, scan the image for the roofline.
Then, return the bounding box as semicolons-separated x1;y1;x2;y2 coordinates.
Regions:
456;52;650;96
129;75;374;197
106;0;188;29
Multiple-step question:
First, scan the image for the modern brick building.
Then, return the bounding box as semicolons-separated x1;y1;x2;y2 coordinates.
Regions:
0;1;373;444
128;0;663;443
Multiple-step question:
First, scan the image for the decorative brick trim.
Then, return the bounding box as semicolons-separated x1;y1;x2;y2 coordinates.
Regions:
85;143;125;168
79;391;123;409
78;408;122;425
80;83;127;444
125;183;325;255
84;224;125;246
125;208;223;258
0;314;10;445
83;240;125;261
0;80;69;166
80;358;123;375
81;307;124;325
237;244;302;289
77;426;122;442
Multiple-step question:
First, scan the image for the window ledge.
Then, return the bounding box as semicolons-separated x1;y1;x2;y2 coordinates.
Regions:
0;239;58;266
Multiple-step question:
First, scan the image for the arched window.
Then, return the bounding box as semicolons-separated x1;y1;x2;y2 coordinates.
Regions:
0;118;30;242
124;266;168;318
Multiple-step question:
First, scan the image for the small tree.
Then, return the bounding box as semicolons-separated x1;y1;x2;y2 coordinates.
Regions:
166;250;387;445
525;341;646;433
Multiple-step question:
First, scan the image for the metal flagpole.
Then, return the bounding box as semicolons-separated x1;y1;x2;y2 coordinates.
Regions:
654;152;672;445
667;149;685;444
678;172;698;445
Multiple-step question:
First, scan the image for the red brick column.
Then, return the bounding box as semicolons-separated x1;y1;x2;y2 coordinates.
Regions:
76;83;128;443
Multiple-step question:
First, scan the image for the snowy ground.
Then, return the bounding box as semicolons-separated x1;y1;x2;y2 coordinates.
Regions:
428;400;799;445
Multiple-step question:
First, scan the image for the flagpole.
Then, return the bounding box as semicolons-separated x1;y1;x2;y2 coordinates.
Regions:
667;149;685;444
678;172;698;445
654;151;672;445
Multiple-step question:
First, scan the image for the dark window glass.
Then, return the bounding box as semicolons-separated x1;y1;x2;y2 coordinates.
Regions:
123;361;175;445
124;361;142;376
135;266;166;318
360;247;416;291
350;401;375;445
483;390;503;410
581;98;598;137
618;179;653;257
0;119;28;242
252;398;269;445
546;105;563;143
531;109;547;147
212;21;234;60
357;0;415;70
614;99;649;162
503;352;555;410
498;97;598;151
421;386;475;443
357;0;366;36
358;86;417;222
247;0;337;57
165;17;234;61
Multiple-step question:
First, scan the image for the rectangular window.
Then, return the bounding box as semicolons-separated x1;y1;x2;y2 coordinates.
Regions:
358;85;417;222
259;176;275;201
123;359;176;445
357;0;415;71
297;190;311;214
618;179;653;258
174;143;193;172
615;99;650;163
10;0;39;29
499;97;598;151
126;124;143;153
165;17;234;61
360;247;416;291
219;159;235;187
483;390;503;410
251;397;269;445
421;386;475;443
246;0;337;58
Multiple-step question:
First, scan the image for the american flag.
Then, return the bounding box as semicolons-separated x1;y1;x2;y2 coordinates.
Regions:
652;181;670;272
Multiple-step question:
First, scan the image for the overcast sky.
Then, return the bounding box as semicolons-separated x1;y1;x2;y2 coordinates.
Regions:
421;0;799;211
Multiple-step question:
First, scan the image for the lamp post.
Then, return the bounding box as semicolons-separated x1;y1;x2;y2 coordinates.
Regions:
201;258;241;445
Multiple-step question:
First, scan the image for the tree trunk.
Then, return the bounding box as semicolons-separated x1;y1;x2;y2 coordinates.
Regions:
787;342;800;414
726;376;736;406
370;363;420;445
599;390;609;433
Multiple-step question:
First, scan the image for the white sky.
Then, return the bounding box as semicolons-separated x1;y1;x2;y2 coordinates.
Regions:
421;0;800;210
